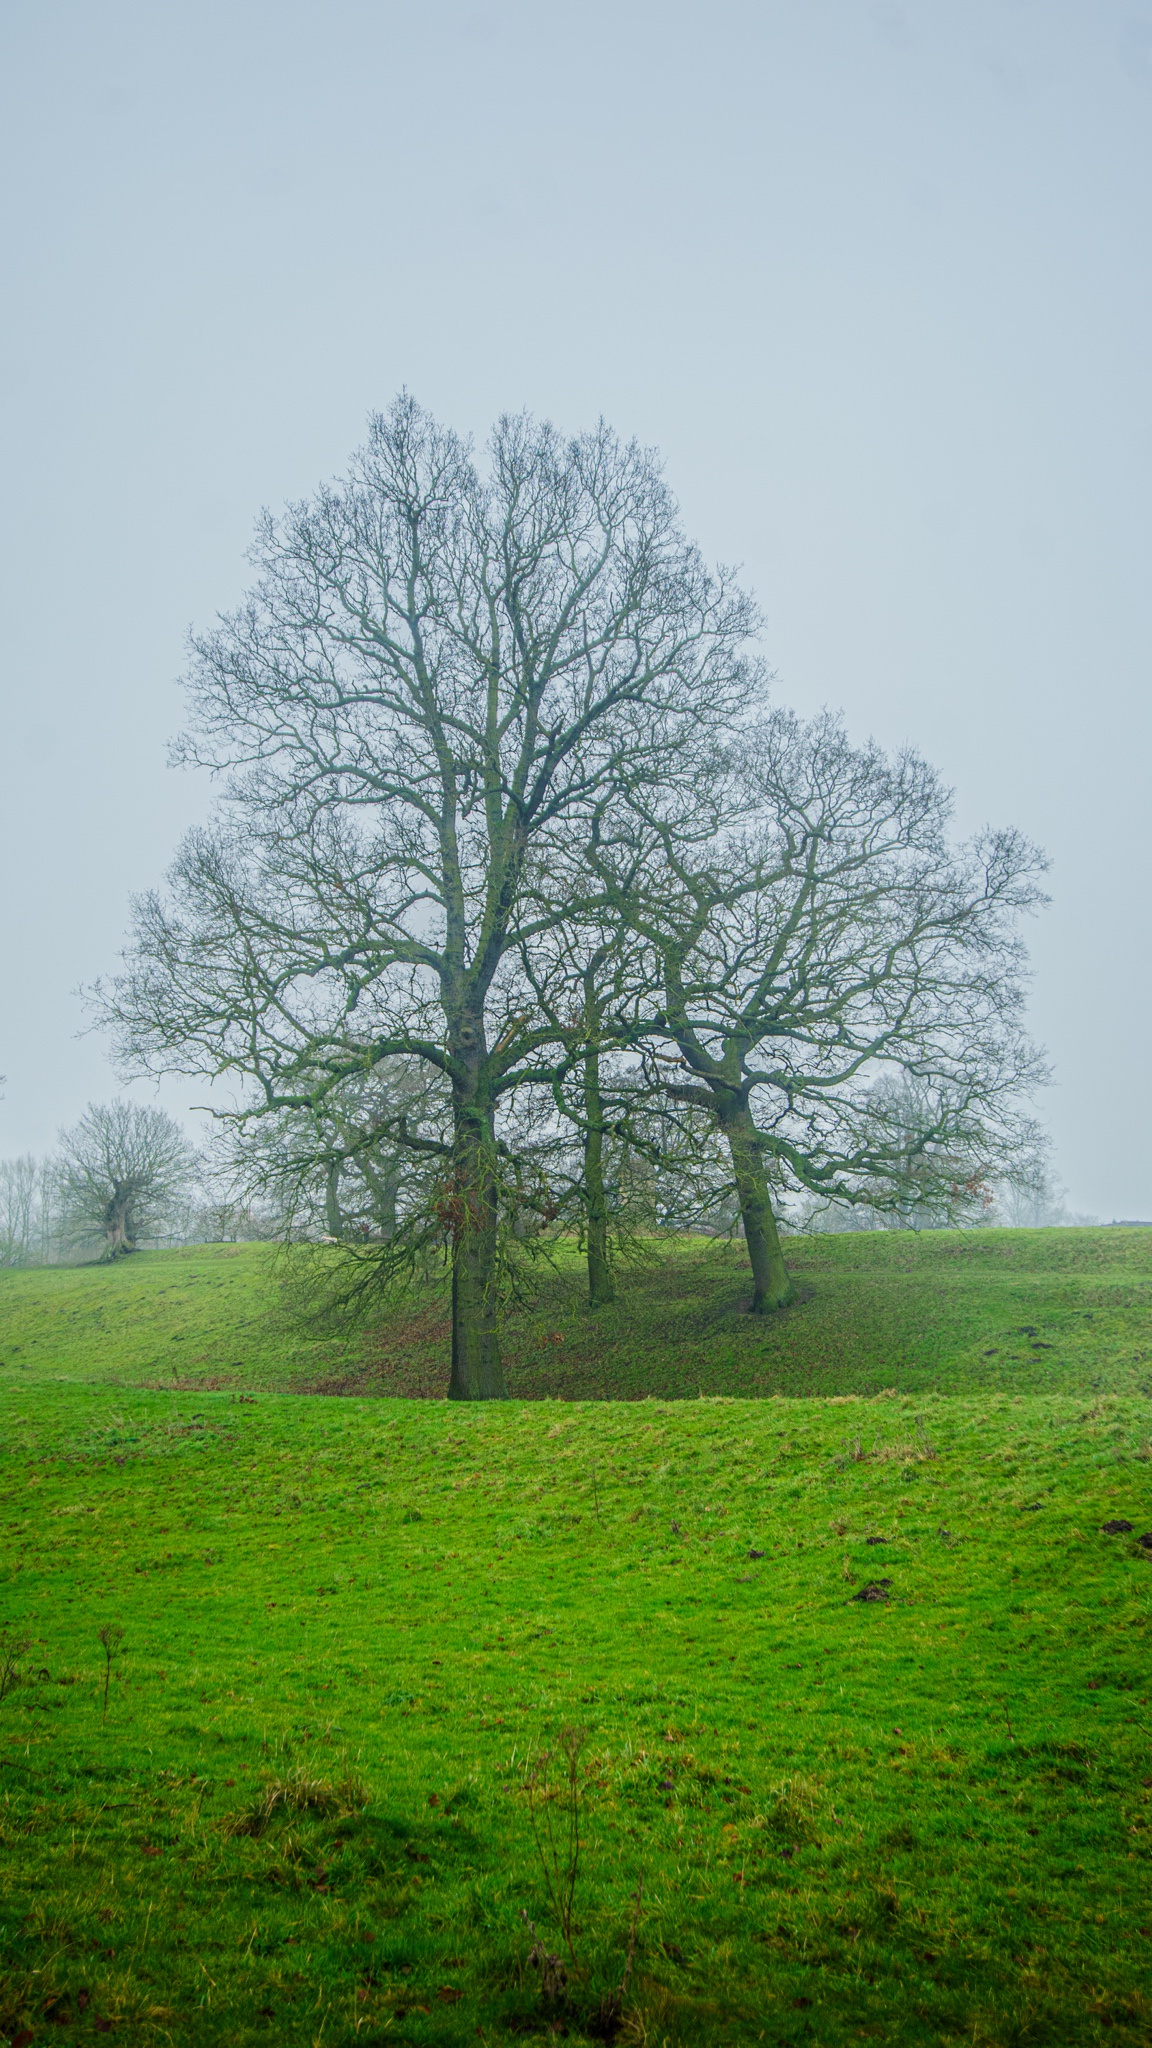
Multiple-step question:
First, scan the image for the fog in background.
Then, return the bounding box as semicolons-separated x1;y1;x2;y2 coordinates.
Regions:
1;0;1149;1217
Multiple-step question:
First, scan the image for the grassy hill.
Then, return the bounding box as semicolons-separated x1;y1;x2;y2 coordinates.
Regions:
2;1230;1151;2046
3;1225;1152;1402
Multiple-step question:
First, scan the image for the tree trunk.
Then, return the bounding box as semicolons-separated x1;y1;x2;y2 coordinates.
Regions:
324;1158;343;1238
358;1151;399;1240
583;1041;615;1306
719;1105;792;1313
376;1173;399;1242
103;1189;136;1260
447;1086;507;1401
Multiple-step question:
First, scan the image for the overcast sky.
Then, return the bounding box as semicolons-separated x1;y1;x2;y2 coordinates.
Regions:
1;0;1149;1217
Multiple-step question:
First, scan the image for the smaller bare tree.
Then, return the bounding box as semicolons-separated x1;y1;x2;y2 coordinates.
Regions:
0;1155;44;1266
56;1101;199;1259
222;1059;446;1247
595;710;1048;1310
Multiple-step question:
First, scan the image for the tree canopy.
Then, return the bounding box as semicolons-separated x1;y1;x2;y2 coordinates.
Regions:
594;709;1046;1308
99;397;1047;1392
56;1100;199;1258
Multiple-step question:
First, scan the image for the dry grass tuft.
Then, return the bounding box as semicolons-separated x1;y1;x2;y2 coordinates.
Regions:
867;1434;937;1463
763;1773;823;1846
223;1765;369;1838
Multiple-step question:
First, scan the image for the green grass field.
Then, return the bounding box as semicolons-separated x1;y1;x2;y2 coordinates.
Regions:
2;1231;1151;2046
4;1227;1152;1403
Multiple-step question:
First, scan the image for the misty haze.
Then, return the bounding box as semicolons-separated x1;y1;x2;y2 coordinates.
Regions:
1;6;1149;2043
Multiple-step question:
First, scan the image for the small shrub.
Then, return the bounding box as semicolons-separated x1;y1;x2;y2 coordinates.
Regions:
97;1623;124;1726
520;1910;568;2001
523;1726;586;1962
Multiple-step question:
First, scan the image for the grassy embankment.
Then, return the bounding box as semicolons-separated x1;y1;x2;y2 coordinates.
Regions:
1;1230;1151;2046
4;1225;1152;1402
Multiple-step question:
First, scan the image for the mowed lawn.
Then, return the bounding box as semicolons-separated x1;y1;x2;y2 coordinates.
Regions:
1;1234;1151;2046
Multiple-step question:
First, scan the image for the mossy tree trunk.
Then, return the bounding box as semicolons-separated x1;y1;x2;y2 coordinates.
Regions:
447;1026;508;1401
324;1158;344;1239
101;1187;137;1260
715;1100;792;1313
583;1039;616;1307
658;968;793;1315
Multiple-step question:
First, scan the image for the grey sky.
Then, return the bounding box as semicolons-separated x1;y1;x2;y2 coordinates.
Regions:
1;0;1149;1216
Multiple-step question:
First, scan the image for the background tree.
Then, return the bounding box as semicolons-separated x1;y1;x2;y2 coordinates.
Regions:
597;709;1047;1310
218;1057;445;1246
796;1074;1042;1230
56;1100;200;1259
516;922;723;1306
988;1139;1076;1229
513;930;634;1307
99;397;759;1395
0;1155;45;1267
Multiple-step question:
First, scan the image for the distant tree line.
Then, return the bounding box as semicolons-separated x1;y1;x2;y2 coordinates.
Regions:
84;398;1056;1395
0;1099;1077;1273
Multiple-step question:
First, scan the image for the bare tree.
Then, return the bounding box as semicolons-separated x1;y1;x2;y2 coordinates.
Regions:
220;1058;447;1247
0;1155;43;1266
513;931;635;1307
97;397;760;1395
56;1101;200;1259
796;1074;1025;1230
800;1101;1073;1232
515;921;723;1305
989;1138;1075;1228
597;710;1048;1310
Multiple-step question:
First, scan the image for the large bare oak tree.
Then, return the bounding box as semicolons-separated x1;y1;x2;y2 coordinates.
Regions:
100;398;760;1395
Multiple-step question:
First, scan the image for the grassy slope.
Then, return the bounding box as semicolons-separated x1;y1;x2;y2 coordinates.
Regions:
3;1227;1152;1402
1;1232;1151;2046
0;1246;345;1395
